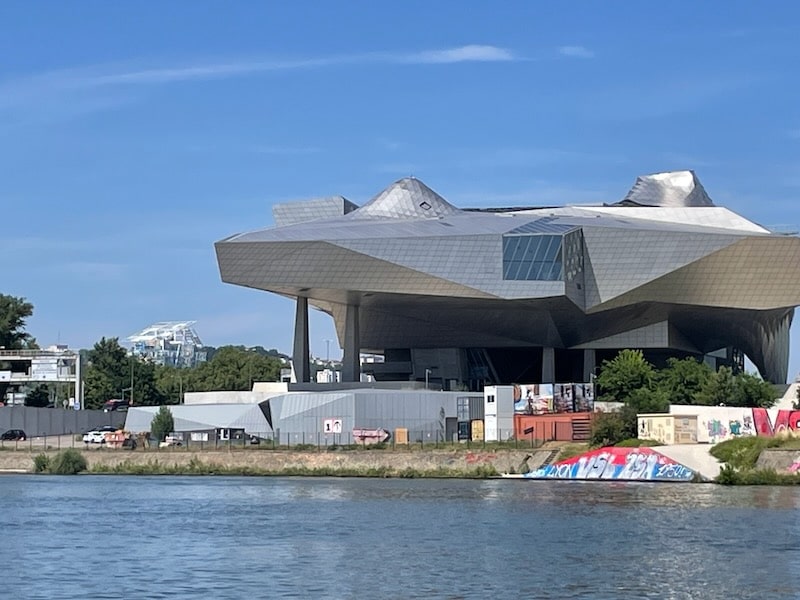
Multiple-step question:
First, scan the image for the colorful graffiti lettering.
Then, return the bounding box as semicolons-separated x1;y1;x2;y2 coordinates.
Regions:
754;408;800;435
527;447;694;482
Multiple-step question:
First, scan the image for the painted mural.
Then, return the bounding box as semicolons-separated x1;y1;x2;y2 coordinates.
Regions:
665;407;800;444
513;383;594;415
525;446;695;482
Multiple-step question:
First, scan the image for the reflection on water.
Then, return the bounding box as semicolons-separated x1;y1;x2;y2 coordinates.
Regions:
2;475;800;599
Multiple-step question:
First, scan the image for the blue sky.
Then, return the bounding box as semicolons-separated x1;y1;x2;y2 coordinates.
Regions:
2;2;800;378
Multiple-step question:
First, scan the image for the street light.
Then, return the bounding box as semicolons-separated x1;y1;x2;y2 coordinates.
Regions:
425;368;432;390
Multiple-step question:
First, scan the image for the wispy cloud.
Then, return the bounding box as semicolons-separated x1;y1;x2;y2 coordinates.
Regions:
0;45;519;121
1;45;516;98
411;45;515;64
558;45;595;59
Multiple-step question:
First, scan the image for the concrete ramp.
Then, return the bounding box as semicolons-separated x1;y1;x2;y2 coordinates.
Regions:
655;444;722;481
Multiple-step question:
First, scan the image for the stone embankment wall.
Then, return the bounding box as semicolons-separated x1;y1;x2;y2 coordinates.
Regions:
0;448;548;475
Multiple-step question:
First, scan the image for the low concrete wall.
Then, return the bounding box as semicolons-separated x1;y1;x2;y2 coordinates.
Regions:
0;448;549;475
756;449;800;472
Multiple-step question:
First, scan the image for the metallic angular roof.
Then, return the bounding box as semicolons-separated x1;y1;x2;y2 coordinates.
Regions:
349;177;461;220
618;170;714;208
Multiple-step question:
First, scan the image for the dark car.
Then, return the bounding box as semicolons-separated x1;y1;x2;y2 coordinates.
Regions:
103;399;130;412
1;429;27;441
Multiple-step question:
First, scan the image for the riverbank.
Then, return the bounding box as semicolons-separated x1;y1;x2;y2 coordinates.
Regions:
0;447;548;478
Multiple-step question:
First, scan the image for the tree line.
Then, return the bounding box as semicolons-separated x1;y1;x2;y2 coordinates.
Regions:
592;349;778;445
0;293;286;408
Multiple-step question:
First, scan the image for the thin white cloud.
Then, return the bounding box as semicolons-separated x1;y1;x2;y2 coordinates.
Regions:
558;45;595;59
410;45;515;64
0;45;516;101
0;45;519;121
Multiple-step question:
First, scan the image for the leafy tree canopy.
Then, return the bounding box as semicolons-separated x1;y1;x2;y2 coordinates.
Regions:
0;294;36;350
596;349;656;404
655;357;713;405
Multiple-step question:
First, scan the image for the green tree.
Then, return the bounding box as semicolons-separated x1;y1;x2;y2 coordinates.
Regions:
0;294;35;350
626;387;670;414
150;406;175;442
129;360;165;407
154;364;187;405
83;338;164;408
696;366;737;406
24;384;50;407
83;337;129;409
731;372;777;408
189;346;282;392
655;357;713;405
596;350;657;404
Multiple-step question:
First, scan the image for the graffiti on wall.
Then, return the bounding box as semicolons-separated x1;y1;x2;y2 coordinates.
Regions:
526;447;694;482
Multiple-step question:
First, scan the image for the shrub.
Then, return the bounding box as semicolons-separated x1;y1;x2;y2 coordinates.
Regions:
33;453;50;473
150;406;175;442
590;411;626;446
49;449;88;475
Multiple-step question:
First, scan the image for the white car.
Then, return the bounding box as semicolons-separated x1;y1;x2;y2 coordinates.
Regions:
82;430;108;444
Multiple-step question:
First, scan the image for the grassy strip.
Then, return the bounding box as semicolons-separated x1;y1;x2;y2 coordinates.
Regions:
710;436;787;470
710;436;800;485
717;465;800;485
88;458;499;479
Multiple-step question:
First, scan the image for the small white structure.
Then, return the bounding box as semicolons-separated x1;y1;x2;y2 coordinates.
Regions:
483;386;515;442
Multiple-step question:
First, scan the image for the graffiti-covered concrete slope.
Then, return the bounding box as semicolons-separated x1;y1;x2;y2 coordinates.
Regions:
526;446;695;482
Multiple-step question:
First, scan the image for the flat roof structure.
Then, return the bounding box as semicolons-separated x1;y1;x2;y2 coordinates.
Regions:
216;171;800;387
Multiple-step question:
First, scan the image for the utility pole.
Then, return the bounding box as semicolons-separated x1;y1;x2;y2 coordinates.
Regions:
130;357;135;406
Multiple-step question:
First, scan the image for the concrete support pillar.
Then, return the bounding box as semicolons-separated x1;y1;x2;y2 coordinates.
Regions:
542;347;555;384
342;304;361;382
293;296;310;383
583;349;596;384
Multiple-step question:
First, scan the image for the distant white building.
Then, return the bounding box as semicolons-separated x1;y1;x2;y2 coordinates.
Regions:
127;321;206;367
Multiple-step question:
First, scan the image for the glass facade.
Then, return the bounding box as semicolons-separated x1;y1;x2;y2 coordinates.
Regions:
502;234;563;281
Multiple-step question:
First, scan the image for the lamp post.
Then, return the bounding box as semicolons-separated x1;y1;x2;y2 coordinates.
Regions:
425;368;431;390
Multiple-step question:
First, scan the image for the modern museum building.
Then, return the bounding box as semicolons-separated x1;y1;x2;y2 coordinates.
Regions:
215;170;800;390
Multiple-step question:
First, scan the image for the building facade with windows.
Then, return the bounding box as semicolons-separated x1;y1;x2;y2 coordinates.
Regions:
216;171;800;389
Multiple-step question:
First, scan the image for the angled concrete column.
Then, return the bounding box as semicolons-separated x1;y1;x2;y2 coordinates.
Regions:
583;349;596;384
542;347;555;384
293;297;310;383
342;304;361;382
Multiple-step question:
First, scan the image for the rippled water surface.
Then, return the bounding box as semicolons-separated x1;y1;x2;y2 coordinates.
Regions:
3;475;800;599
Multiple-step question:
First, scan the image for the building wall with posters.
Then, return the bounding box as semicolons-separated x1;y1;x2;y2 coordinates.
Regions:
217;170;800;390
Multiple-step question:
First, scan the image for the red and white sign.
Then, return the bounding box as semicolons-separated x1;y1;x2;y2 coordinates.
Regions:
352;428;390;444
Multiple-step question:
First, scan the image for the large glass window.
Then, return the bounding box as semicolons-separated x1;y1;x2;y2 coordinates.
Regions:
502;234;563;281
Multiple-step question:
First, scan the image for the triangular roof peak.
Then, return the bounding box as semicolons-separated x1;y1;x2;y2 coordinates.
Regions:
616;170;715;208
350;177;462;220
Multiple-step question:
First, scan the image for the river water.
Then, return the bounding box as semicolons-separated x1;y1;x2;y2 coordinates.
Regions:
2;475;799;599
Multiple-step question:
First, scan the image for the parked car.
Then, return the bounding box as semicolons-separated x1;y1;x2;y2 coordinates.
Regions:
82;430;108;444
1;429;27;441
103;399;130;412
